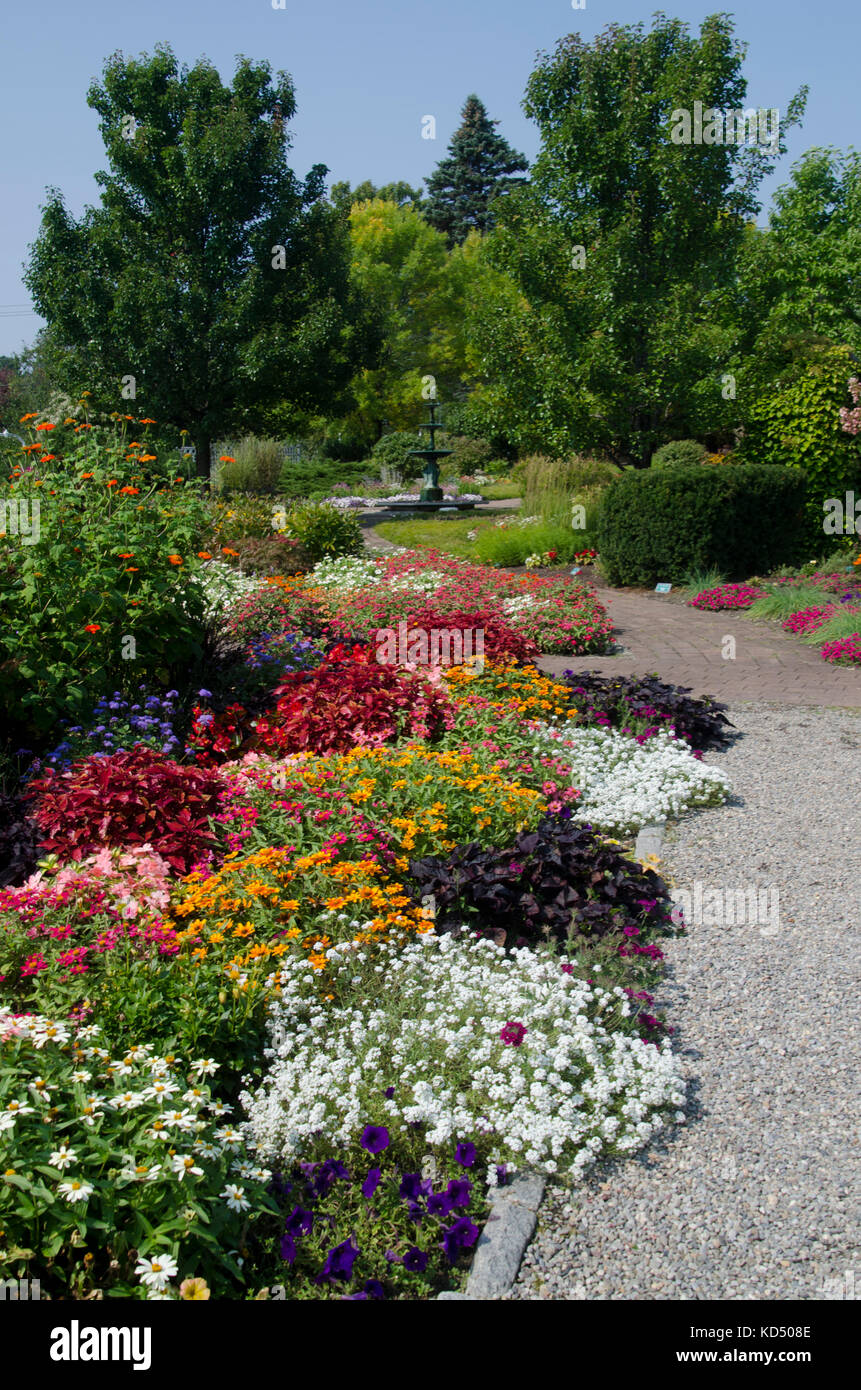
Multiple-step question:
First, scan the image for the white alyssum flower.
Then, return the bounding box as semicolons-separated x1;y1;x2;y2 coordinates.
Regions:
532;723;730;834
242;934;685;1178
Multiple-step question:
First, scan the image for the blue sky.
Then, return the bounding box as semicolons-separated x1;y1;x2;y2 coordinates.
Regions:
1;0;857;355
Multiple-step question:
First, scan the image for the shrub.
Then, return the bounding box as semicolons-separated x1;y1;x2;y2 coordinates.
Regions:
214;436;284;494
409;815;675;949
650;439;707;469
278;457;373;501
557;672;733;750
219;534;313;575
438;434;493;473
253;645;455;755
370;432;424;477
26;748;224;873
277;501;364;562
596;464;810;586
0;420;210;743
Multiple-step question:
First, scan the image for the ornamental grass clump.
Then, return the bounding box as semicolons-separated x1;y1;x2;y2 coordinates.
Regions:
241;933;687;1180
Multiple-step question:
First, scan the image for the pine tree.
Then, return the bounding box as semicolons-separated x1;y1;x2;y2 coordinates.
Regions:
424;95;528;245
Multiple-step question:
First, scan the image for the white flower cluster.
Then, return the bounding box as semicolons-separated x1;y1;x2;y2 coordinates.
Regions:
324;493;483;510
241;933;686;1179
534;723;731;834
187;560;262;621
502;593;544;616
307;554;384;593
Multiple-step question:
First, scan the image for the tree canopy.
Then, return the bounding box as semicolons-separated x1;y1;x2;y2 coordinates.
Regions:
424;94;528;246
25;44;375;475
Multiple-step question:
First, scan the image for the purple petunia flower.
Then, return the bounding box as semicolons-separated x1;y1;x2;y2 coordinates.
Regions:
285;1206;313;1236
279;1232;297;1264
362;1167;382;1199
399;1173;422;1201
455;1142;476;1169
441;1217;480;1264
402;1247;428;1273
363;1279;385;1299
383;1086;395;1099
446;1178;472;1209
427;1191;453;1218
360;1125;390;1155
198;688;212;698
316;1238;360;1284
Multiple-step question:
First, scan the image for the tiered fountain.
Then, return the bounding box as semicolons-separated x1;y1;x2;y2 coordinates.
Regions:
380;398;478;512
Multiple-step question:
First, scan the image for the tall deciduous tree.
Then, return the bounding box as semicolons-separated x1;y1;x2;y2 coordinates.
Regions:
466;16;806;466
424;95;528;246
25;45;375;476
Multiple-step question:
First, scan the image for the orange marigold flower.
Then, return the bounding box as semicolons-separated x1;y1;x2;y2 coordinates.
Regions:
83;623;101;634
197;551;212;560
168;554;183;565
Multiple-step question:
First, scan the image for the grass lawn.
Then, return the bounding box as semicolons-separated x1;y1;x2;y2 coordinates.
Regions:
376;514;492;558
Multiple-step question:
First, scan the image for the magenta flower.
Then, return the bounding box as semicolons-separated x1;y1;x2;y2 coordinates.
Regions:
500;1021;526;1047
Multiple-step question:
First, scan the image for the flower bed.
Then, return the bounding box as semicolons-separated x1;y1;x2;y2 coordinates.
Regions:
1;539;733;1300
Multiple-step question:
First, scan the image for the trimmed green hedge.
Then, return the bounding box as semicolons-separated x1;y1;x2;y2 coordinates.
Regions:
595;464;809;586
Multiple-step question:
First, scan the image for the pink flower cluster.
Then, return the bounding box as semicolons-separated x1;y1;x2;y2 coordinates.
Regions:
821;633;861;665
688;583;765;611
782;605;836;635
839;376;861;436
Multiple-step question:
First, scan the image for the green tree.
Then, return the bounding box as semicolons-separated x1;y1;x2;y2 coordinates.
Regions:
336;199;478;446
466;15;807;466
424;95;528;246
330;180;425;213
24;45;375;477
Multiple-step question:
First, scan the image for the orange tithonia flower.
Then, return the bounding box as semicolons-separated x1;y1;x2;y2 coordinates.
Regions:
106;479;118;487
83;624;101;634
219;456;236;463
139;417;157;425
124;567;139;573
119;486;140;495
197;551;212;560
117;552;134;558
80;473;95;479
222;548;239;557
39;455;56;462
168;554;183;565
35;422;55;431
19;413;38;422
139;453;157;462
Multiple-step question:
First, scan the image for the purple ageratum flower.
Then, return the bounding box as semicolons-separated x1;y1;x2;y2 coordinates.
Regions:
446;1178;472;1209
402;1246;429;1273
360;1125;390;1155
316;1238;360;1284
361;1167;382;1199
499;1021;527;1047
285;1206;313;1236
279;1232;297;1264
198;689;212;698
455;1142;476;1169
441;1217;480;1264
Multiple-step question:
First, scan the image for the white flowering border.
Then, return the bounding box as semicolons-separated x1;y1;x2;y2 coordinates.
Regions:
241;932;686;1183
532;723;731;834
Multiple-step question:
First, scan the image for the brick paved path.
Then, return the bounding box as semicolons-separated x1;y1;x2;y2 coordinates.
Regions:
360;511;861;707
537;589;861;707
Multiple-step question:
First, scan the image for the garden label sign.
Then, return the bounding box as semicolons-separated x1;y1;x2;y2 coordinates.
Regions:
655;583;672;593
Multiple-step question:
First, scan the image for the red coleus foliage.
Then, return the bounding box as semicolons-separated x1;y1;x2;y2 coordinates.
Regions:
253;644;455;756
26;748;224;874
326;607;537;667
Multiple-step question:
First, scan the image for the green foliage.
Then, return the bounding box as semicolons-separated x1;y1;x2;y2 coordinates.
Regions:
0;419;209;746
278;501;364;562
522;455;619;524
466;15;807;464
371;431;425;475
651;440;708;469
596;464;810;585
474;521;584;568
438;434;493;473
278;457;372;500
738;344;861;531
214;437;284;495
24;45;375;476
746;585;831;620
424;94;528;246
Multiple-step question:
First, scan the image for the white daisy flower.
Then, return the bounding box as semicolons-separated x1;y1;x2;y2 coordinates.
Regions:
58;1177;94;1204
50;1144;77;1170
221;1183;250;1213
135;1252;178;1290
171;1154;203;1181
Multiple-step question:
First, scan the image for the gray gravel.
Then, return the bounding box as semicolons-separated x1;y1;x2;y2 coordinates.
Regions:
505;702;861;1301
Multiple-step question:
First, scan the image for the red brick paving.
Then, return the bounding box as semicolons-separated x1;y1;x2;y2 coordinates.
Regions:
537;590;861;706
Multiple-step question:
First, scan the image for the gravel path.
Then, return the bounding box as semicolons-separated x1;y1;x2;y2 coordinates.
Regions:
506;702;861;1301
